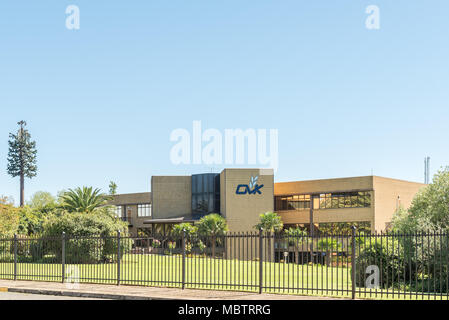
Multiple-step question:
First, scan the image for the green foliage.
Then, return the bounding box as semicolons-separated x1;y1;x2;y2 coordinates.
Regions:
355;237;407;289
389;167;449;293
109;181;118;195
196;239;206;253
27;191;57;213
284;227;307;238
42;208;127;237
152;239;161;248
319;222;371;235
185;241;192;254
17;206;47;235
317;238;342;251
7;121;37;179
172;223;197;237
0;197;19;238
392;167;449;234
255;211;283;233
41;209;130;263
59;186;112;213
197;214;228;236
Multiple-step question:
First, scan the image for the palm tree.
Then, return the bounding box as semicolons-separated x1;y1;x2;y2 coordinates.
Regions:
285;227;307;264
197;213;228;258
255;211;284;262
60;186;111;213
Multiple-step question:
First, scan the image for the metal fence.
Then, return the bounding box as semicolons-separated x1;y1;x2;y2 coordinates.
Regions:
0;230;448;300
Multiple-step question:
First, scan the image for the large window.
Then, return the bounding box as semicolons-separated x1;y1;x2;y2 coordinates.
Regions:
138;204;152;217
275;191;371;211
275;194;310;211
191;173;220;215
318;192;371;209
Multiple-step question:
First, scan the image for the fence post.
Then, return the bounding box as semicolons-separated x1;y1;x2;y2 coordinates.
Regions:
351;226;357;300
182;229;186;290
61;232;66;283
259;228;263;294
117;230;121;286
13;234;17;281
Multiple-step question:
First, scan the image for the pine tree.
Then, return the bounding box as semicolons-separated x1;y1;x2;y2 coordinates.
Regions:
109;181;118;195
7;121;38;207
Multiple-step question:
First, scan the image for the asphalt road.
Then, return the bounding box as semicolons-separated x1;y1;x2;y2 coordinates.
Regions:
0;291;105;300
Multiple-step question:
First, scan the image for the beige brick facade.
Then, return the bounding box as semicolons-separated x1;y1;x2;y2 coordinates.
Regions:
111;171;425;236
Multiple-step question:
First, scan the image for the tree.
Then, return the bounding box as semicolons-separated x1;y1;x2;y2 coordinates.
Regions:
59;186;111;213
284;227;307;264
255;212;283;262
197;213;228;257
255;211;283;232
27;191;56;212
390;167;449;292
0;196;20;237
172;223;197;237
42;209;130;263
109;181;118;195
7;121;37;207
392;167;449;233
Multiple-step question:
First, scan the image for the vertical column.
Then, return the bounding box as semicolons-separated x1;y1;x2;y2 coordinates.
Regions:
259;228;263;294
13;234;17;281
62;232;66;283
351;226;357;299
117;231;121;286
182;229;186;290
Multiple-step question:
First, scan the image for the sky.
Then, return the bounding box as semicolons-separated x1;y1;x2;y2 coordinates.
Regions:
0;1;448;204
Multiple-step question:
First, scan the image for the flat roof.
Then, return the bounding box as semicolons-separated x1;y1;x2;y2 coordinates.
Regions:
274;175;424;186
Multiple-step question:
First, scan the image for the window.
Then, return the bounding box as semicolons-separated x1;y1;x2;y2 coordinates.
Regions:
115;205;123;217
191;173;220;214
138;204;152;217
274;191;372;211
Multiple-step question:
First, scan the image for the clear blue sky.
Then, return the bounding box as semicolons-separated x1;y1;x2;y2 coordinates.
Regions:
1;1;448;203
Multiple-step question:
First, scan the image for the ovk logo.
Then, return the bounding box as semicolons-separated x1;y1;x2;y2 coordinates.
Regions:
236;175;264;195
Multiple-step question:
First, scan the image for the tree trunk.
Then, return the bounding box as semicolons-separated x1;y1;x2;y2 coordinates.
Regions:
20;173;24;207
211;236;215;258
295;245;299;264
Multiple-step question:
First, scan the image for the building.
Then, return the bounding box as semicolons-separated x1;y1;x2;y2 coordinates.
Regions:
111;168;425;236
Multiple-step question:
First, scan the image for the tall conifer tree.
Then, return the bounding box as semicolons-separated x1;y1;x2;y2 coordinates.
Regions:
7;121;37;207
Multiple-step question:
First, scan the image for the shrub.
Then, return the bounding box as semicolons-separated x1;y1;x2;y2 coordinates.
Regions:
0;199;19;239
354;237;408;289
152;239;161;248
172;223;197;238
317;239;342;251
41;210;131;263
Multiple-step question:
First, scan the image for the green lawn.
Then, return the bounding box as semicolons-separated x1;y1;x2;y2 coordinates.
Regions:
0;254;447;300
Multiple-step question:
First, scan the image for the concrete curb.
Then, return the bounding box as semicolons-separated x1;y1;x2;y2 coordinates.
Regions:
3;287;173;300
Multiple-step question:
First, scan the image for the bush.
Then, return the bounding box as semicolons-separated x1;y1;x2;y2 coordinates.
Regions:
0;199;19;239
354;237;409;289
317;239;342;251
41;210;131;263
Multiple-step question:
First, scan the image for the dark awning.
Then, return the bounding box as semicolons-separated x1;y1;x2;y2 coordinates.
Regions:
143;217;196;225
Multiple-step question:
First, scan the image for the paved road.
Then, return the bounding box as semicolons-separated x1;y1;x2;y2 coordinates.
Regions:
0;291;105;300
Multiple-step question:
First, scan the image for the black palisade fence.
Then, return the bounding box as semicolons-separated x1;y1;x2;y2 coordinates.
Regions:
0;230;448;300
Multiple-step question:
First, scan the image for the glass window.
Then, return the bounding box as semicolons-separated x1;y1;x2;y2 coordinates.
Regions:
275;191;372;211
138;204;151;217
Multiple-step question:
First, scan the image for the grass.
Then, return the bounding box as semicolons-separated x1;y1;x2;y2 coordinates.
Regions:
0;254;447;300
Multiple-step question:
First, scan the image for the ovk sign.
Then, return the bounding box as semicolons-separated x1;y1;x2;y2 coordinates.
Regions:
236;175;264;195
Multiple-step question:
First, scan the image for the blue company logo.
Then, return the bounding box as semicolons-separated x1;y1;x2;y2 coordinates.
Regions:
235;175;264;195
